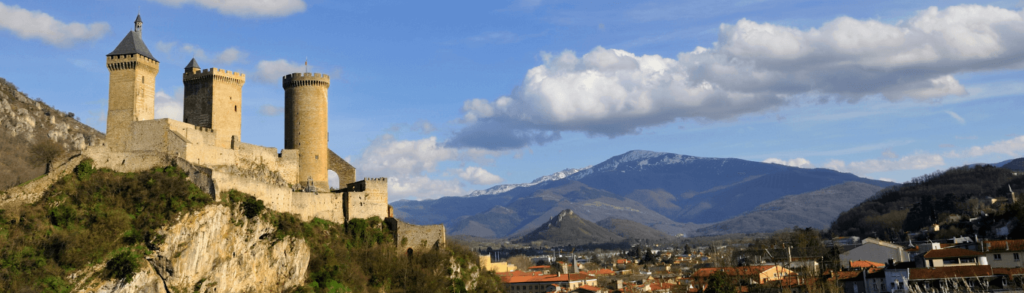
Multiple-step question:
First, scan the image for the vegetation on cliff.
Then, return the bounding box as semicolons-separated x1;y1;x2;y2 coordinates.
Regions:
830;164;1024;239
0;159;213;291
0;159;505;292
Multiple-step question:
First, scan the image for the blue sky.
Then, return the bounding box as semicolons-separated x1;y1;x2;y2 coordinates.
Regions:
1;0;1023;201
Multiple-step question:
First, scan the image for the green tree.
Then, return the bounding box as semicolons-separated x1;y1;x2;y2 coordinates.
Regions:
705;271;737;293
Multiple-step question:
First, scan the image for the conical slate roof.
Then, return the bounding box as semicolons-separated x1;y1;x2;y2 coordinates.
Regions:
135;14;142;23
107;30;157;62
185;58;200;70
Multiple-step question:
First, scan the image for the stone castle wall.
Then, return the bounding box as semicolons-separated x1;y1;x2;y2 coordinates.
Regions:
328;150;356;187
106;54;159;152
389;218;446;252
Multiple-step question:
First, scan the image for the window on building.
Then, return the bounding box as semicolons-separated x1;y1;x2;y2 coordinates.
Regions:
995;254;1002;260
960;257;976;263
943;258;958;265
1015;253;1020;261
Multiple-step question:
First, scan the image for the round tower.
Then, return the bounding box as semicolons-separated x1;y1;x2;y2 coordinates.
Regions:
283;73;330;191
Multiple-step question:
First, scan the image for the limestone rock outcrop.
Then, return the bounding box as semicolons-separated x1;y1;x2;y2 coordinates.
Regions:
0;79;103;150
72;205;310;293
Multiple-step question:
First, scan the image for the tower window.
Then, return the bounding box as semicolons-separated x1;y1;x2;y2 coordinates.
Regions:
142;76;145;84
235;105;237;112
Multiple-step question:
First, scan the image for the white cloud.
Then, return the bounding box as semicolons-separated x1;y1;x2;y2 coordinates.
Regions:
181;43;207;60
156;41;177;53
260;105;283;116
149;0;306;18
945;110;966;124
357;135;458;178
882;149;897;159
416;120;436;133
450;5;1024;150
355;135;506;199
0;3;109;47
825;153;945;174
458;166;504;185
763;158;814;168
387;176;465;200
256;59;306;83
949;135;1024;158
214;47;246;65
154;88;183;120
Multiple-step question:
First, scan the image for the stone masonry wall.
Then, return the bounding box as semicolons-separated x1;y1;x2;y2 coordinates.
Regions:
328;149;356;187
389;218;446;252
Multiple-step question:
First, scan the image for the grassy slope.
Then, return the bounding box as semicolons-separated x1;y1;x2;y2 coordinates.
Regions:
0;160;504;293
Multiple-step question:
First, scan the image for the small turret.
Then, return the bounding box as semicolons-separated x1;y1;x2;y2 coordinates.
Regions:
185;58;200;73
134;14;142;35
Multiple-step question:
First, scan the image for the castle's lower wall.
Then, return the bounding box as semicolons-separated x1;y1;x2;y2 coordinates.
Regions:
344;191;389;222
390;219;446;252
84;146;173;173
291;191;346;223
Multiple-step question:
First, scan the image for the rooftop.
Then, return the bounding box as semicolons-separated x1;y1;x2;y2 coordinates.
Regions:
922;248;983;259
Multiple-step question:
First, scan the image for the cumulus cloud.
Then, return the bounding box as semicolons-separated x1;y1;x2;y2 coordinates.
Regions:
945;110;966;124
214;47;246;65
388;176;465;200
948;135;1024;158
149;0;306;18
260;105;283;116
177;44;246;65
450;5;1024;150
0;3;109;47
763;158;814;168
154;88;183;120
256;59;306;83
458;166;504;185
824;153;945;174
355;135;505;199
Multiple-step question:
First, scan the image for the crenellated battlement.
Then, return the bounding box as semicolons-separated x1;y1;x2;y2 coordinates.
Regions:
183;67;246;85
106;54;159;72
282;72;330;89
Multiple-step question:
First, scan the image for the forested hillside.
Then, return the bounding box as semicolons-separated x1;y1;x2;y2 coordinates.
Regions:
830;164;1024;240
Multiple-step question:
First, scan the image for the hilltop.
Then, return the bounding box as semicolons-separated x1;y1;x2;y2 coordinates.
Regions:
517;209;625;246
0;77;103;189
830;163;1024;239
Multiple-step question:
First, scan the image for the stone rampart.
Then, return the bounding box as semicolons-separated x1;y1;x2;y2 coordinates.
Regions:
344;178;389;222
328;149;356;187
388;218;446;253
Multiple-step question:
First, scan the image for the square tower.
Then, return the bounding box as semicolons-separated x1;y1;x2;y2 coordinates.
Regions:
106;15;159;151
182;59;246;149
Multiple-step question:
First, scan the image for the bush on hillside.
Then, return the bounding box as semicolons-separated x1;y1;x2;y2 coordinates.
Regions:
0;159;213;291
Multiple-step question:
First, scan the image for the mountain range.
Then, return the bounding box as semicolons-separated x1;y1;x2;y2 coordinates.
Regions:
392;150;897;239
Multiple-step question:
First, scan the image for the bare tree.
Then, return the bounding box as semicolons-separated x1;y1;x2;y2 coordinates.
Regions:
30;139;64;174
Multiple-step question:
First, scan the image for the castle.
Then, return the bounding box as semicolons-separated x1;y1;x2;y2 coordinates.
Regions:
88;15;443;252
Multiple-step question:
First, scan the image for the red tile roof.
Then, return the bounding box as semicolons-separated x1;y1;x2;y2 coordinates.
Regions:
993;267;1024;276
909;266;994;280
692;266;777;278
849;260;886;269
986;240;1024;252
501;273;596;284
578;285;604;292
583;268;615;275
826;271;862;282
922;248;983;259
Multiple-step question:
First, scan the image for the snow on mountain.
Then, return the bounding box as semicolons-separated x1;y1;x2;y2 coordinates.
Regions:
464;166;591;197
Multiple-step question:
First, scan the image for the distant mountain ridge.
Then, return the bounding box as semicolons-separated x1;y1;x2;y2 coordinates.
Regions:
392;150;896;240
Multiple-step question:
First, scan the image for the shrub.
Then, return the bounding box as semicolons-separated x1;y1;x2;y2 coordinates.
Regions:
103;248;141;282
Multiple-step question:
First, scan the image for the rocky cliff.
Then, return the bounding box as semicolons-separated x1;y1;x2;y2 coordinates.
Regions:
71;205;310;293
0;77;104;188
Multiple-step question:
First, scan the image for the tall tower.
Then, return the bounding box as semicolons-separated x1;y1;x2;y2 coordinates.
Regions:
182;58;246;148
283;73;330;191
106;14;159;151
